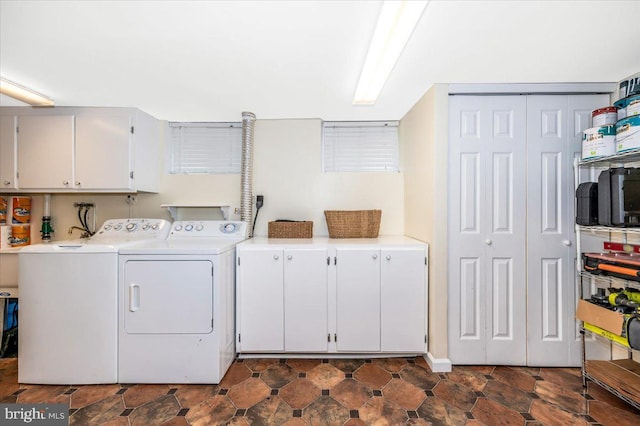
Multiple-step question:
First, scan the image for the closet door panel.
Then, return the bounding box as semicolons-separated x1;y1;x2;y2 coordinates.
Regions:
448;97;489;363
526;94;609;366
485;98;527;365
449;95;526;365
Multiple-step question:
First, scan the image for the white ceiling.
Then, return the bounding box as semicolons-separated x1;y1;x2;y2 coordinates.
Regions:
1;1;639;122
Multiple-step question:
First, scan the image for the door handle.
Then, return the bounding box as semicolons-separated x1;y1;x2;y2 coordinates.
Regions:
129;283;140;312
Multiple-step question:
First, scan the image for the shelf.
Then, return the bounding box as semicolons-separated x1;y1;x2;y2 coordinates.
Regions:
577;225;640;235
578;148;640;167
578;271;640;291
161;204;231;221
577;143;640;411
584;360;640;410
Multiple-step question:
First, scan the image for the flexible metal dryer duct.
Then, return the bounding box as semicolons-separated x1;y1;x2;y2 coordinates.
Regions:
240;112;256;237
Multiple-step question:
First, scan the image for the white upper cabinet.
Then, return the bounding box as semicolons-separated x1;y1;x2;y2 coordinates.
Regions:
0;107;160;193
75;114;132;190
17;115;75;190
0;115;18;190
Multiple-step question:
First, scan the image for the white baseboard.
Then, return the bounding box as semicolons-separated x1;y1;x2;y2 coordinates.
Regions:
425;352;452;372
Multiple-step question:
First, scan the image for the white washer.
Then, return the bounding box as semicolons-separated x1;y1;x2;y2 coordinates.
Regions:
18;218;170;384
117;220;248;384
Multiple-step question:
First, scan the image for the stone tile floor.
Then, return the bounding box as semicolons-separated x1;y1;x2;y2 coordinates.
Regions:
0;357;639;425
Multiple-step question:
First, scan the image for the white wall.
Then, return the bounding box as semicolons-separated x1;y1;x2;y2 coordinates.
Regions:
252;119;404;237
399;84;449;360
0;116;405;286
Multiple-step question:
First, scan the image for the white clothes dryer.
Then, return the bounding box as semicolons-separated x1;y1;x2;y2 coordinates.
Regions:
18;218;170;384
117;220;248;384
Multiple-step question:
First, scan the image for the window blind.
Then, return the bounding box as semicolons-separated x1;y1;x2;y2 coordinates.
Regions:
169;122;242;174
323;121;399;172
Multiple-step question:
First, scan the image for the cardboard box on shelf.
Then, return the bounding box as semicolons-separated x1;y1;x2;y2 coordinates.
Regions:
576;299;625;336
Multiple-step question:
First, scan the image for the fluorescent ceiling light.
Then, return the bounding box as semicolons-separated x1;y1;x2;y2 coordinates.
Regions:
0;77;54;107
353;1;429;105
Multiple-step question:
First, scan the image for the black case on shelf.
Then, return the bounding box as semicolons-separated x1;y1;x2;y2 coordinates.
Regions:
576;182;598;226
628;317;640;351
598;167;640;227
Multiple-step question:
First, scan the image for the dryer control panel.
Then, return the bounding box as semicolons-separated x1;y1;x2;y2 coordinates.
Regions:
169;221;248;239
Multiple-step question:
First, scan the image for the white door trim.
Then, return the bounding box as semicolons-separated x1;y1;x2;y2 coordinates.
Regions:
449;83;615;95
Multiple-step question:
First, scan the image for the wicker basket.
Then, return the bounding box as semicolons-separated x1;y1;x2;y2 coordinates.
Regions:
324;210;381;238
268;221;313;238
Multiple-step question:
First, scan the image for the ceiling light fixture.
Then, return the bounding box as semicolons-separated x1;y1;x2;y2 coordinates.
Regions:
0;77;54;107
353;0;429;105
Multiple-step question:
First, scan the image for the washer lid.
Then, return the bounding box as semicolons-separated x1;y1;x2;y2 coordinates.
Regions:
19;241;119;254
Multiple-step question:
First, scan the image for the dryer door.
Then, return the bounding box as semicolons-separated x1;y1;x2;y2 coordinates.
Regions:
123;260;213;334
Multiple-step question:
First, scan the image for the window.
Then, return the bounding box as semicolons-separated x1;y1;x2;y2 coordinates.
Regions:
322;121;399;172
169;122;242;174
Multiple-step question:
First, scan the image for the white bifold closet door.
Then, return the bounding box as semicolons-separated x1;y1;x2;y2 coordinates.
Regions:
448;95;527;365
448;94;608;366
526;95;607;366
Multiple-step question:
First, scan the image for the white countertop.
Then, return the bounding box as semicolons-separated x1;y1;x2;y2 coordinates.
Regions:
238;235;428;249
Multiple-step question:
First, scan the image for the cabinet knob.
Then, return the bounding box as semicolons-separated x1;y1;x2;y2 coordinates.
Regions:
274;255;279;260
485;239;492;246
372;254;378;260
287;255;292;260
563;240;572;247
63;180;69;186
75;181;81;186
386;255;391;261
3;181;9;185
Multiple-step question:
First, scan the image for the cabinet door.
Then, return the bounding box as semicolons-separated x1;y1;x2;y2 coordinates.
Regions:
284;248;328;352
75;115;132;190
238;249;284;351
0;115;18;190
381;248;426;352
17;115;74;189
336;248;380;351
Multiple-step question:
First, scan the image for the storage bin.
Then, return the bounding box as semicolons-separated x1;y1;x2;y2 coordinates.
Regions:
0;288;18;358
268;221;313;238
324;210;381;238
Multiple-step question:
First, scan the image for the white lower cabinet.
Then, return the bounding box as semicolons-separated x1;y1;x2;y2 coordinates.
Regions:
237;248;284;351
335;247;381;352
380;248;426;352
284;248;329;352
237;247;328;352
237;238;428;355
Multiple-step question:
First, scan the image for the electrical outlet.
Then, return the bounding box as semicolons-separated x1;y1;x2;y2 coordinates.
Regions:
126;195;137;205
